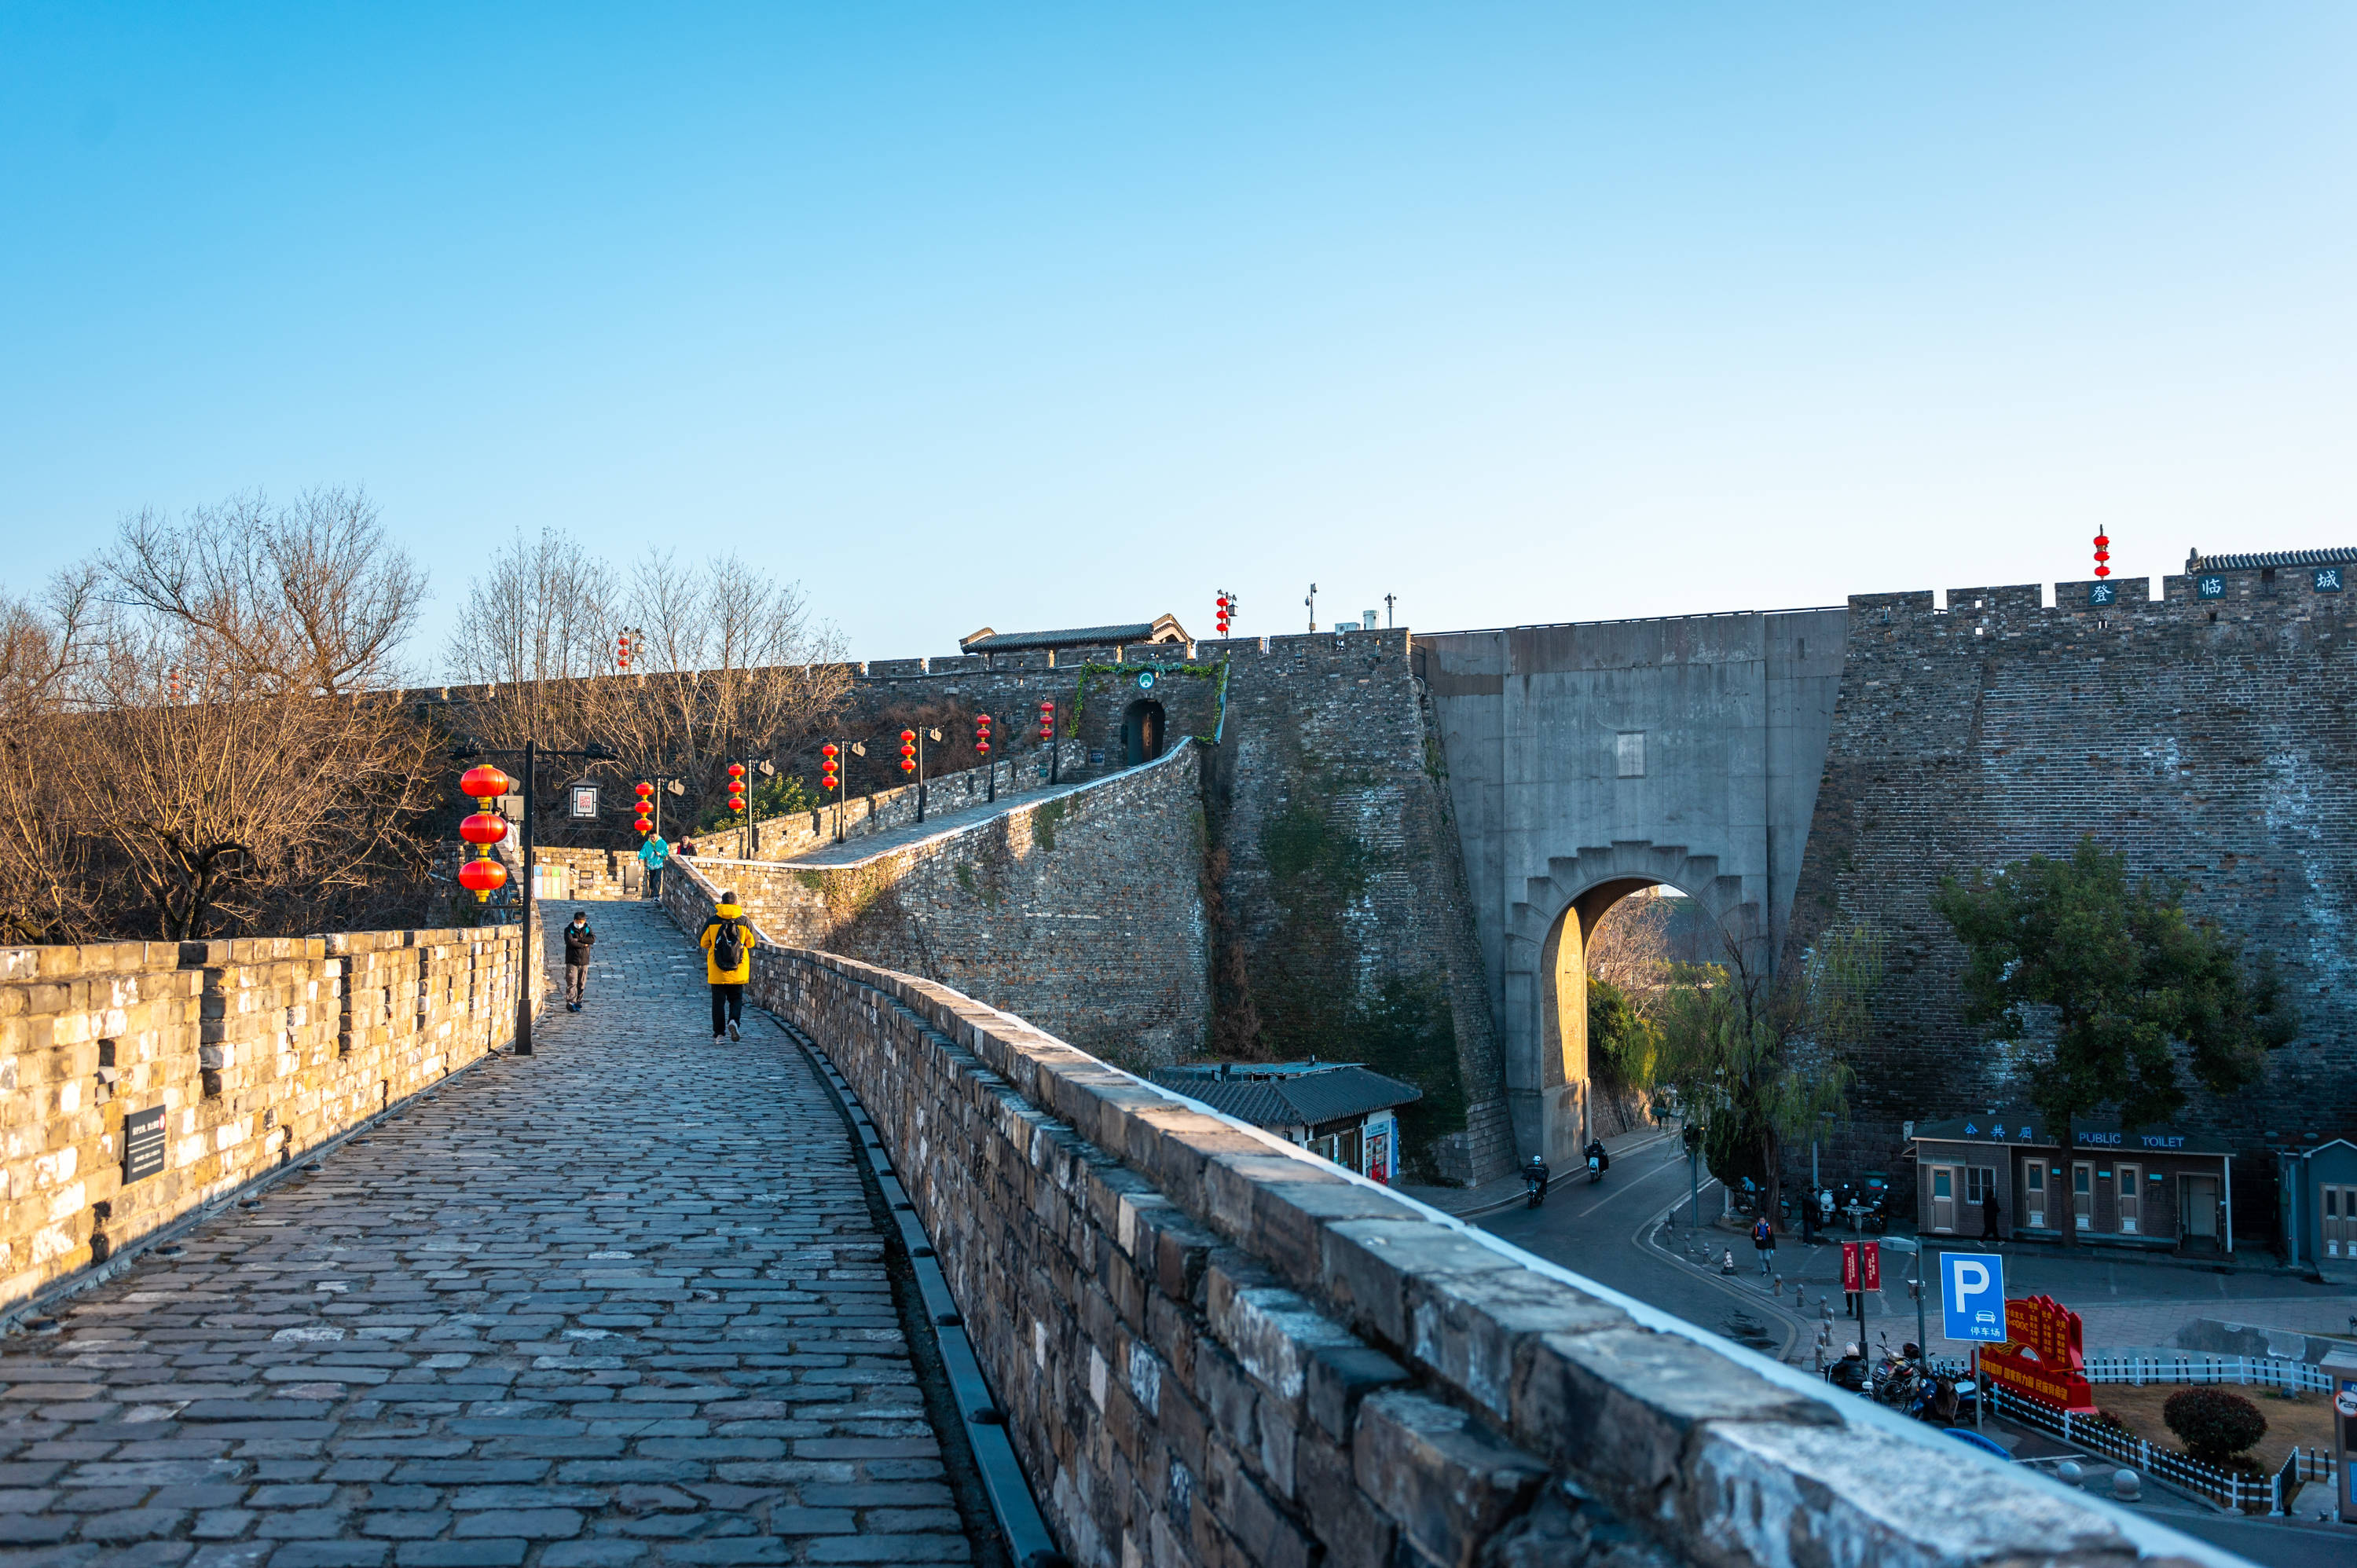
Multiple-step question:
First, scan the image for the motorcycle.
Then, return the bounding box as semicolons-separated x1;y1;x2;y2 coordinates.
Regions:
1587;1154;1603;1185
1525;1171;1548;1208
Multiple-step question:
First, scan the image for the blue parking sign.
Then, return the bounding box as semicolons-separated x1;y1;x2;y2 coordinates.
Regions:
1941;1251;2007;1343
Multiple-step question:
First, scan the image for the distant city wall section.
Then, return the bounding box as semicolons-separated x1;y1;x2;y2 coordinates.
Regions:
662;743;1210;1068
1791;570;2357;1214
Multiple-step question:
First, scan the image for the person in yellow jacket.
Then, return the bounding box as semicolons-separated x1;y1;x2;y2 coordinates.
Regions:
699;892;753;1042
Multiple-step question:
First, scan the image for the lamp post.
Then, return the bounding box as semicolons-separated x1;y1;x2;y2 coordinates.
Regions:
450;737;618;1056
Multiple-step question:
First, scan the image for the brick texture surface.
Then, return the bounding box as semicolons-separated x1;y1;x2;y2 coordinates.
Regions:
1789;572;2357;1219
724;928;2169;1568
0;929;529;1311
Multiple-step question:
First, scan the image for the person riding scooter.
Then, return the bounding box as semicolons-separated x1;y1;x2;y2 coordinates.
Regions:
1524;1154;1551;1207
1584;1137;1608;1172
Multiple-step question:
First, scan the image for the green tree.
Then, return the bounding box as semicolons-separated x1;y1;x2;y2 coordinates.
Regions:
1586;976;1658;1094
1930;837;2296;1248
1648;923;1884;1227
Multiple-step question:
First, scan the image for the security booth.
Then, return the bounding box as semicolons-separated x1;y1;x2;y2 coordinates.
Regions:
2275;1135;2357;1273
1910;1111;2236;1253
1153;1061;1420;1184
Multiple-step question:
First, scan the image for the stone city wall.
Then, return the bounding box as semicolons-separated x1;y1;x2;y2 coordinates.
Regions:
1790;568;2357;1224
0;926;529;1313
738;941;2216;1568
663;745;1210;1069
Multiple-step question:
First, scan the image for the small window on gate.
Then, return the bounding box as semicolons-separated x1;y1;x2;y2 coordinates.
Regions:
1615;731;1645;779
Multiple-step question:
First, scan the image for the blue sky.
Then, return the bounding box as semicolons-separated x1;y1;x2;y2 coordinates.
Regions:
3;5;2352;665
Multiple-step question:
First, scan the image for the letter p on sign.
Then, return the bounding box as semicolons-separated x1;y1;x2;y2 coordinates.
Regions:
1941;1251;2007;1343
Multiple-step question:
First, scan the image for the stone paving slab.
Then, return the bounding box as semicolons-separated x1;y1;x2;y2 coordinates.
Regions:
0;900;972;1567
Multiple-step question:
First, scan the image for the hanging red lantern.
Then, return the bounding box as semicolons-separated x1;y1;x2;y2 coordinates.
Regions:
1038;699;1055;742
2093;533;2112;579
460;764;510;800
974;713;992;756
728;762;746;779
1215;592;1231;635
635;781;654;799
460;811;508;845
458;858;508;899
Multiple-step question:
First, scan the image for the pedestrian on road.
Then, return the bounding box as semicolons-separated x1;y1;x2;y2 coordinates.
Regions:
701;892;753;1042
680;837;698;858
1752;1214;1776;1277
638;832;670;899
1980;1189;2001;1240
562;910;596;1011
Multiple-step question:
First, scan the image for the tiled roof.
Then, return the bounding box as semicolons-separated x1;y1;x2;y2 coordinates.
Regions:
2187;545;2357;572
1151;1064;1421;1130
959;614;1189;653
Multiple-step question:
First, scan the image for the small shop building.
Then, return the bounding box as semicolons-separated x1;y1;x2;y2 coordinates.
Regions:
2275;1135;2357;1275
1909;1111;2235;1253
1153;1061;1420;1184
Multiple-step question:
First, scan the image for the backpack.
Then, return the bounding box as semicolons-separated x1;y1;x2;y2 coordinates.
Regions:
711;918;746;971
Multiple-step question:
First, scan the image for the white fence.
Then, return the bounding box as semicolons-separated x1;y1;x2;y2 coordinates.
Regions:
1969;1354;2341;1516
2082;1350;2332;1394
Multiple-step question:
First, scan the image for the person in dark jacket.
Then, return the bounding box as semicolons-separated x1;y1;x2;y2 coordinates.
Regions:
562;910;596;1011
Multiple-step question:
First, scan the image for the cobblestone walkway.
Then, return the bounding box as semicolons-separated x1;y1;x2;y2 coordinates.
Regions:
0;899;971;1568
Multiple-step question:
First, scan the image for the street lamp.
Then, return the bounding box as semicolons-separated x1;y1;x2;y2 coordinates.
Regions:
449;736;618;1056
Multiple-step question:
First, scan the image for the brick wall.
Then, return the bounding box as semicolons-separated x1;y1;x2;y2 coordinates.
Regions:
0;926;529;1312
742;944;2201;1568
663;745;1210;1070
1789;571;2357;1226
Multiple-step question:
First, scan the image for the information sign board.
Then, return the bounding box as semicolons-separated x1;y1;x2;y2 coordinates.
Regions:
123;1105;167;1182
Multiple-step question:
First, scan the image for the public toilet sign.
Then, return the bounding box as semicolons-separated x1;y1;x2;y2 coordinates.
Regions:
1941;1252;2007;1343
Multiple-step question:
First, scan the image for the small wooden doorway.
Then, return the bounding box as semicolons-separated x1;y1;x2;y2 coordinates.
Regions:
2116;1164;2141;1233
2071;1162;2095;1230
2319;1184;2351;1258
2182;1174;2220;1247
1122;699;1166;766
1927;1167;1957;1232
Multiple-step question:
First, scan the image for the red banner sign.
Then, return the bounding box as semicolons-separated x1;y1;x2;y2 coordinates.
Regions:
1978;1294;2097;1412
1841;1241;1881;1292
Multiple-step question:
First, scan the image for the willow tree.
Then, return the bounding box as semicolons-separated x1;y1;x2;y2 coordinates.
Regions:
1649;923;1885;1225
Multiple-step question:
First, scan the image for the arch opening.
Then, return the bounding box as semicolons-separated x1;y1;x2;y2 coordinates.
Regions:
1537;877;1692;1161
1122;699;1166;766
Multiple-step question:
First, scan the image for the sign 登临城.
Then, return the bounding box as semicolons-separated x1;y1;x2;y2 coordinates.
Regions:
1941;1251;2007;1343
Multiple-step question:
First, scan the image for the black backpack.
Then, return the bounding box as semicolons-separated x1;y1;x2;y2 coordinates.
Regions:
712;917;746;971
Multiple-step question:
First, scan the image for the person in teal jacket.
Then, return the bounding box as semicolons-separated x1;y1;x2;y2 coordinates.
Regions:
637;833;670;899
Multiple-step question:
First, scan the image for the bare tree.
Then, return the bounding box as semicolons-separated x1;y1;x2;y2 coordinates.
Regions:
105;488;425;695
584;551;849;825
0;571;101;941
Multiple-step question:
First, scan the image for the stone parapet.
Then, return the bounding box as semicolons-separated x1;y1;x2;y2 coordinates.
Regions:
0;925;529;1312
739;943;2214;1568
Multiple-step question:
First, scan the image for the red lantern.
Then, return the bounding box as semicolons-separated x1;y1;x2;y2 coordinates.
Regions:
460;811;507;845
975;713;992;756
458;858;508;899
1215;592;1231;635
1038;699;1055;742
2093;533;2112;579
460;764;510;800
728;762;746;779
635;781;654;799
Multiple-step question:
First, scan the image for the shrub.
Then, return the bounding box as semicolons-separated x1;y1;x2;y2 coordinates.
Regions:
2163;1388;2267;1464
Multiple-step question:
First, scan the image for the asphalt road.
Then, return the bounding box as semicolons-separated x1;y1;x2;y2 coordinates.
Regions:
1475;1133;1827;1363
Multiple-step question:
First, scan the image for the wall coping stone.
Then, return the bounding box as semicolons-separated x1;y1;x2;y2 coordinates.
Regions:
709;916;2234;1567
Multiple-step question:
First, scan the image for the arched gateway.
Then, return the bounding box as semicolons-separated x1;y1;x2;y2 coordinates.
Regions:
1416;610;1848;1165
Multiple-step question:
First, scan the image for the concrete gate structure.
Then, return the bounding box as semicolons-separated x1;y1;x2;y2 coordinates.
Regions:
1415;610;1848;1167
